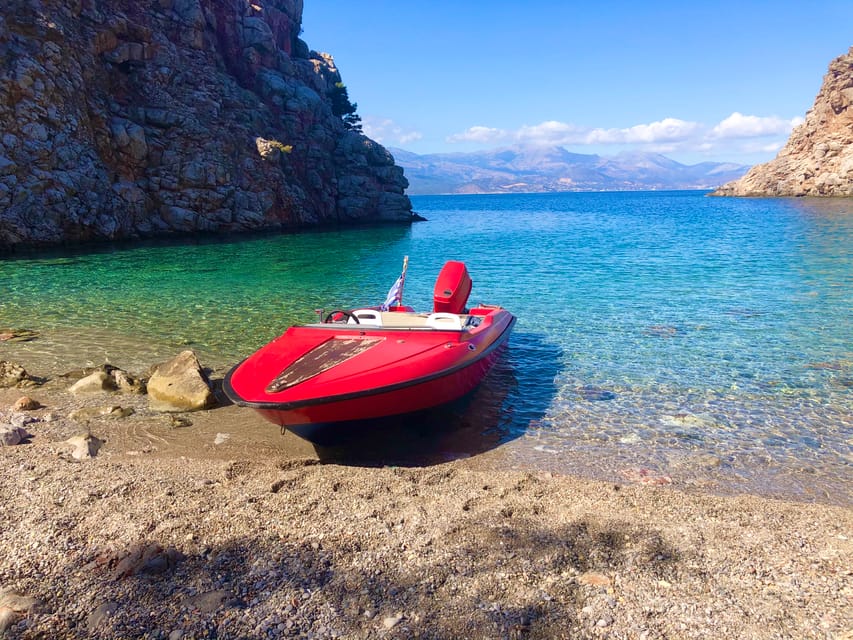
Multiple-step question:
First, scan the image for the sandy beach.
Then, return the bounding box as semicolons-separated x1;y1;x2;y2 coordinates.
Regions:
0;353;851;640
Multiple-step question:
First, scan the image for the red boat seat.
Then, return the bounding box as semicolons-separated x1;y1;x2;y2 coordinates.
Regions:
433;261;472;314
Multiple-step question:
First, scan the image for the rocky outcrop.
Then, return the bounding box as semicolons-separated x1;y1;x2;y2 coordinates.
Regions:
0;0;413;249
713;47;853;197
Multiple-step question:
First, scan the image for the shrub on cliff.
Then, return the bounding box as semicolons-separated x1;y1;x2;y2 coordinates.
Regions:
329;82;363;132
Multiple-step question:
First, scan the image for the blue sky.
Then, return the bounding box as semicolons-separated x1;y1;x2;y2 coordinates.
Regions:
301;1;852;166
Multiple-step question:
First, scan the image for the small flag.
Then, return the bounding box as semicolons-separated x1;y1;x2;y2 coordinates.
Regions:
380;256;409;311
380;276;403;311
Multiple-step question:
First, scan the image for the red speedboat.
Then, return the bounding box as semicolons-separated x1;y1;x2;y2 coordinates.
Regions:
223;260;515;438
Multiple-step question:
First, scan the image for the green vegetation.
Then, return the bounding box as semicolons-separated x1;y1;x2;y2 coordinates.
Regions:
329;82;362;132
269;140;293;154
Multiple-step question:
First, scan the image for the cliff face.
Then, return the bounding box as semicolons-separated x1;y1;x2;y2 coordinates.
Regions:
713;47;853;197
0;0;413;248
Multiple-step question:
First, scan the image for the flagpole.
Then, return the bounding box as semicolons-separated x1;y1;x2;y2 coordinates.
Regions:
398;255;409;306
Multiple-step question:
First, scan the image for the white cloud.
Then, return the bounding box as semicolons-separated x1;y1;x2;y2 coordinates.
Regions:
361;117;423;146
710;112;804;139
437;112;803;163
450;118;702;148
446;125;509;144
585;118;702;144
514;121;587;145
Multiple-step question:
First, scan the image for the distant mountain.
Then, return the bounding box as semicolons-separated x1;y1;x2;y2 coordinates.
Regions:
389;146;751;195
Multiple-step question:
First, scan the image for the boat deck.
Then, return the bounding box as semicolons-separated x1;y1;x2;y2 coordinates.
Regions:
306;310;480;331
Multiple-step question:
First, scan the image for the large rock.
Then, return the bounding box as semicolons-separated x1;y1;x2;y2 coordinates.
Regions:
713;47;853;197
147;350;213;411
0;0;414;250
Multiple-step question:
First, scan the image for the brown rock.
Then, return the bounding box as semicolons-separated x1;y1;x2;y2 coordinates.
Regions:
713;47;853;197
12;396;41;411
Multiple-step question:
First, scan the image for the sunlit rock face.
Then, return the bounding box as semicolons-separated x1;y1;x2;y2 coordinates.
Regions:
713;47;853;198
0;0;413;248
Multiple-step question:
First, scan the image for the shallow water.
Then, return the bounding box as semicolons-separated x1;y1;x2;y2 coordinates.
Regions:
1;192;851;504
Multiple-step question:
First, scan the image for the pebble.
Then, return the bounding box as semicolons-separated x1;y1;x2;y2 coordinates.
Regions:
13;396;41;411
382;613;403;629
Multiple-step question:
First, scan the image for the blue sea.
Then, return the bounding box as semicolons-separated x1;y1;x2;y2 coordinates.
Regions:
2;191;851;504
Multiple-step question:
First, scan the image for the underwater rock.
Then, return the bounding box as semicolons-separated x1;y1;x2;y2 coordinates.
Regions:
69;406;134;421
643;325;678;338
578;386;617;402
0;329;39;343
0;361;28;388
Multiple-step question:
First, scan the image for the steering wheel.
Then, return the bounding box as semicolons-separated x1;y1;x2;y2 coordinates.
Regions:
323;310;359;324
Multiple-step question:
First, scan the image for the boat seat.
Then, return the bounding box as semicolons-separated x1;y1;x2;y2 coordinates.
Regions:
426;312;463;330
350;309;383;326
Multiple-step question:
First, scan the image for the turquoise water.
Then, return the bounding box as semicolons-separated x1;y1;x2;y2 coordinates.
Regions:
1;191;851;503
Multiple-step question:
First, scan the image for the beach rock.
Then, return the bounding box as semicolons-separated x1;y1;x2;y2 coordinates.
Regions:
621;468;673;486
69;406;134;421
0;606;15;633
578;572;612;587
0;425;30;446
382;613;404;629
111;542;184;579
0;361;28;388
713;46;853;197
69;371;117;394
0;592;40;612
147;350;214;412
65;432;105;459
86;601;119;631
0;589;43;625
184;590;239;613
12;396;41;411
112;369;145;394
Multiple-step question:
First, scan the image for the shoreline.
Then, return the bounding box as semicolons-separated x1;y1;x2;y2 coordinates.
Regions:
0;351;851;638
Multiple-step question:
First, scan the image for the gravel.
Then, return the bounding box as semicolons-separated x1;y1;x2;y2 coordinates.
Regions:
0;368;851;639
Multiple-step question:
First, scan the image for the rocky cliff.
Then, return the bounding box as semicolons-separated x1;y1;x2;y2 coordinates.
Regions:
713;47;853;197
0;0;413;249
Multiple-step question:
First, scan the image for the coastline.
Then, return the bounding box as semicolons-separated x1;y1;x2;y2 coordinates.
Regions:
0;350;851;638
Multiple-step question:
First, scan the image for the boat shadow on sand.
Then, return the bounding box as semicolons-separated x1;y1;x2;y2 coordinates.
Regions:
302;332;562;467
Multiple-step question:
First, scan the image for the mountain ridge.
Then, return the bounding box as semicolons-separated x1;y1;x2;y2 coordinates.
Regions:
390;146;750;195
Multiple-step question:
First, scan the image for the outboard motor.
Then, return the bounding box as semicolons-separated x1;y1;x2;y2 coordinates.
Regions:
433;261;472;314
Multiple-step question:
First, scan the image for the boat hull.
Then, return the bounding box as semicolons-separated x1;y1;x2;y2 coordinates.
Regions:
254;329;509;426
223;307;515;433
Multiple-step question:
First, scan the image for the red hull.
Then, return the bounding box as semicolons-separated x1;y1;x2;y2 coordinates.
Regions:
223;306;515;431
